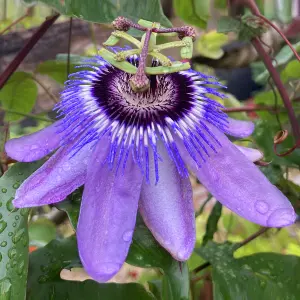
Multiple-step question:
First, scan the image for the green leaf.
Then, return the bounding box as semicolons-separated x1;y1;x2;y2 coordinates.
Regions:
281;60;300;82
252;41;300;84
55;187;82;230
0;161;43;300
126;216;173;269
28;236;155;299
0;72;37;121
36;60;78;85
196;31;228;59
162;261;190;300
23;0;171;30
217;16;241;34
196;241;300;300
29;218;56;247
174;0;209;28
202;202;222;245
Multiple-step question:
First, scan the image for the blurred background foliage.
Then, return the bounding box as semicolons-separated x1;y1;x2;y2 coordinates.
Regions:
0;0;300;299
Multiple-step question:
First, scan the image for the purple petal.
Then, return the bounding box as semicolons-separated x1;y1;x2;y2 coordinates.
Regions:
236;145;263;162
139;145;195;261
13;139;98;208
77;142;143;283
177;122;296;227
5;121;63;162
223;117;255;138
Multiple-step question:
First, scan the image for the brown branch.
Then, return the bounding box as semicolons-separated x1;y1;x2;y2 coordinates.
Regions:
0;14;60;89
0;9;30;35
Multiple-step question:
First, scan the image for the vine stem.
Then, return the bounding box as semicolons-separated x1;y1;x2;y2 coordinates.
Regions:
0;9;30;35
229;0;300;142
0;14;60;89
193;227;269;274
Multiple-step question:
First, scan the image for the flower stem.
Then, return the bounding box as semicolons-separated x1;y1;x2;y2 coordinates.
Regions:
0;108;53;123
0;14;60;89
129;29;152;92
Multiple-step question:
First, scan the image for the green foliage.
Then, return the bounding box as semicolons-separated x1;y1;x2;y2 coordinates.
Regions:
0;72;37;122
174;0;209;28
196;242;300;300
196;31;228;59
202;202;222;246
36;61;77;85
29;218;56;247
217;15;268;41
0;161;43;300
252;41;300;84
22;0;171;30
27;236;155;299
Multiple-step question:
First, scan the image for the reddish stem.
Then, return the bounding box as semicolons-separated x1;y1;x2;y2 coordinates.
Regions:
0;9;30;35
0;14;60;89
252;38;300;140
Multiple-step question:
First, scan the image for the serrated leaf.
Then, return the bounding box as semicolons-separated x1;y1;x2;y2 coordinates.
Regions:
174;0;209;28
0;72;37;122
217;16;241;34
196;241;300;300
27;236;155;299
0;161;43;300
22;0;171;34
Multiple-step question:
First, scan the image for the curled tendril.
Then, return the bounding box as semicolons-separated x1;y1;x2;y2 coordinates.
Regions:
273;130;300;157
254;160;272;167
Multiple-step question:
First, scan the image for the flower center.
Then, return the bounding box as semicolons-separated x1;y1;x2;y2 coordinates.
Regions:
91;64;195;124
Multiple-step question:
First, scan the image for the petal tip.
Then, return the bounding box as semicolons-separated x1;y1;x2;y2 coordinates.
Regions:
266;208;297;227
84;262;121;282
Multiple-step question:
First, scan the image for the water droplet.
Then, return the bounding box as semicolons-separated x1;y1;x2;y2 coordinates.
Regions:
13;183;20;189
8;232;13;237
1;188;7;193
17;261;25;276
0;252;2;262
0;221;7;233
18;172;23;176
255;201;269;214
135;254;143;261
10;259;17;268
0;278;12;296
6;263;10;270
12;229;25;244
38;275;48;283
122;230;133;242
15;215;20;221
267;262;274;269
6;198;17;213
40;265;49;272
0;213;3;219
260;280;266;288
12;222;17;228
8;247;17;259
0;202;3;207
1;241;7;247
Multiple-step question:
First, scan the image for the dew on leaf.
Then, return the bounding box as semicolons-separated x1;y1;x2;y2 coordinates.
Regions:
1;241;7;247
1;188;7;193
0;278;12;296
8;247;17;259
0;221;7;234
12;229;25;244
